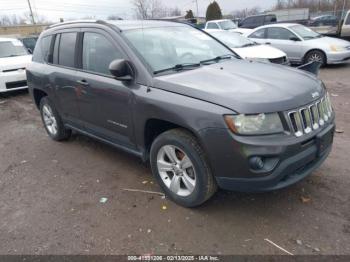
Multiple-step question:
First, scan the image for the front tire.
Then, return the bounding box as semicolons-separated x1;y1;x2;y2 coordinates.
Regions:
304;50;326;66
150;129;217;207
40;97;71;141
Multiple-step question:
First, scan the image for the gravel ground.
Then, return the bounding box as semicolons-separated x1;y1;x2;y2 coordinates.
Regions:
0;63;349;255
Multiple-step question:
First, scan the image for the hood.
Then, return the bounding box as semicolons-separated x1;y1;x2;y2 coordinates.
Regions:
153;60;324;114
233;44;286;60
0;55;32;71
307;36;350;48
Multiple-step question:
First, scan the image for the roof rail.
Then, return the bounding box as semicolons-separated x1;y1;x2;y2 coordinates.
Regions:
46;19;107;29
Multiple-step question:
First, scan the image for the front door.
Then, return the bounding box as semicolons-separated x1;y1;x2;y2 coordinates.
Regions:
75;30;135;148
266;27;303;63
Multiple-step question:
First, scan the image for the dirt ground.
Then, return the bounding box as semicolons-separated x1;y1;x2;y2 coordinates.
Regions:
0;63;349;255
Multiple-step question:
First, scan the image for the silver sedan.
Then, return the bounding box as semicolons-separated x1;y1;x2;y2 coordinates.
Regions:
247;23;350;66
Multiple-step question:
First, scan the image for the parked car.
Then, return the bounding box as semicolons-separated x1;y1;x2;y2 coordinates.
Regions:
309;15;339;27
247;23;350;65
205;19;252;34
208;30;289;65
27;20;335;207
239;9;310;29
238;14;277;29
0;38;32;93
19;36;38;54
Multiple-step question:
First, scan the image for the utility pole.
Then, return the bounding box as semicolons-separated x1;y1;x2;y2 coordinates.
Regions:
27;0;36;24
195;0;199;18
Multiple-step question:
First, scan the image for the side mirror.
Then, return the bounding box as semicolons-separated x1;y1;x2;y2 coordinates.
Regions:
109;59;134;81
27;48;33;54
289;36;300;41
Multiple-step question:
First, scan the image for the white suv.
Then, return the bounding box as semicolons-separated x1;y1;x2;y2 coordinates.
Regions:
0;38;32;93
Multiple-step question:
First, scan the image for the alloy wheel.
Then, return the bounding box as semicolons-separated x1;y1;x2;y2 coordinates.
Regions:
156;145;196;197
42;104;58;136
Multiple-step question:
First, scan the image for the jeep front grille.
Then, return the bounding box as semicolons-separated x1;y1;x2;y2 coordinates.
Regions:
288;94;333;137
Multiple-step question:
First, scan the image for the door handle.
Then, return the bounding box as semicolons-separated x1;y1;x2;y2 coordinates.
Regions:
76;79;89;86
265;42;271;45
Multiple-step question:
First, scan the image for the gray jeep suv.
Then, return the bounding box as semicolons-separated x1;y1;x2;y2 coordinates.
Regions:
27;20;335;207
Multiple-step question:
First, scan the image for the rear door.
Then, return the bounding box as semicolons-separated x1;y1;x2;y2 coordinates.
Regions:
49;30;84;128
75;29;135;148
265;27;302;62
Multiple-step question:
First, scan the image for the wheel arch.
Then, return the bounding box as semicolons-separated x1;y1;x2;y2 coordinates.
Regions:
143;118;203;161
33;88;48;109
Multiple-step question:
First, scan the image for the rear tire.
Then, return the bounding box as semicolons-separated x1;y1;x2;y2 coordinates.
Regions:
40;97;71;141
150;129;217;207
304;50;326;66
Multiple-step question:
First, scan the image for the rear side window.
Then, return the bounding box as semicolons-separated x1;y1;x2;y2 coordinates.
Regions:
82;32;123;75
207;23;219;29
249;28;266;39
242;17;253;26
58;33;77;67
267;27;295;40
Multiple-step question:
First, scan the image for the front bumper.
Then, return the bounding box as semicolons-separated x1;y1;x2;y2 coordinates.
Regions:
199;121;335;192
327;50;350;64
0;69;28;93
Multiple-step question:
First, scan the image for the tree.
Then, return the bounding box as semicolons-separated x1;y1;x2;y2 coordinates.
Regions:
185;10;194;19
133;0;167;19
206;1;223;21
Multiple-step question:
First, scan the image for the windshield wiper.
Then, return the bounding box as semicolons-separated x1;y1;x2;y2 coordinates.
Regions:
154;63;201;74
3;54;21;58
200;54;235;65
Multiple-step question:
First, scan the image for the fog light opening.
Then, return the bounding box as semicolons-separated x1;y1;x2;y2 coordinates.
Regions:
249;156;265;170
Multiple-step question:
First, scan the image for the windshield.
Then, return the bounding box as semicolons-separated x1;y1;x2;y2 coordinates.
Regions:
0;40;28;58
218;20;237;30
211;31;255;48
123;26;234;73
290;25;322;40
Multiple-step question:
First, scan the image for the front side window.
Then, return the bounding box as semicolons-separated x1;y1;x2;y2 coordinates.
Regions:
207;23;219;29
0;40;28;58
123;26;233;73
290;25;321;40
249;28;266;39
267;27;296;40
58;32;77;67
82;32;123;75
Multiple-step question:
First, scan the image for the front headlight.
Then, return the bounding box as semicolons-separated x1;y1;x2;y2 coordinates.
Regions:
330;45;346;52
224;113;284;135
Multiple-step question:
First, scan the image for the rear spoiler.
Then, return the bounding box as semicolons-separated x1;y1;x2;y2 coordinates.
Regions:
297;61;322;76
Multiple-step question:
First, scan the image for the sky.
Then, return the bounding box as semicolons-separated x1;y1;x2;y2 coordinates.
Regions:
0;0;277;22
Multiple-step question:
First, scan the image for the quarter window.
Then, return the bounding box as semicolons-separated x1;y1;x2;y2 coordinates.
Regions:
82;32;123;75
41;35;52;62
267;27;296;40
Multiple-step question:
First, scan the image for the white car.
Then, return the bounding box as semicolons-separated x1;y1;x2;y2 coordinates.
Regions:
208;30;289;65
204;19;253;35
0;38;32;93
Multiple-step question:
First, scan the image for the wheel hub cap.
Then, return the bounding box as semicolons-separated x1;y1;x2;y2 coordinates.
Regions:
156;145;196;197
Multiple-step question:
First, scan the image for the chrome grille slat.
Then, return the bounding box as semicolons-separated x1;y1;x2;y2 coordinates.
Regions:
287;94;332;137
